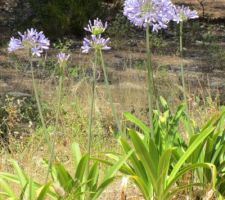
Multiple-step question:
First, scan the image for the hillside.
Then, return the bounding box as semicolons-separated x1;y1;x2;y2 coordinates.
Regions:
174;0;225;19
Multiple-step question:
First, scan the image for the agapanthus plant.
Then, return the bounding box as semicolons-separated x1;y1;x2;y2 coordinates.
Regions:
8;28;50;57
123;0;175;32
82;19;121;161
55;52;70;126
123;0;176;139
173;5;198;136
8;29;52;179
48;52;71;179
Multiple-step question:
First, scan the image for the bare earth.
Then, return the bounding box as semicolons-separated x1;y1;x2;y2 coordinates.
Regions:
174;0;225;18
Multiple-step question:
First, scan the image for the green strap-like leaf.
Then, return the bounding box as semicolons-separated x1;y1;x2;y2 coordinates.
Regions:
75;154;89;182
168;126;215;184
92;148;133;200
52;163;75;192
91;178;114;200
157;149;173;197
9;159;28;187
124;112;150;137
36;182;52;200
131;175;152;200
0;178;17;199
28;177;35;200
20;182;28;200
87;162;99;191
120;138;148;183
0;172;20;184
129;130;158;190
72;142;82;169
104;149;133;180
165;163;217;198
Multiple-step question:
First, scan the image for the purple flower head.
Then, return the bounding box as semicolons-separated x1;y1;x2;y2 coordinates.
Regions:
84;18;108;35
123;0;175;32
8;28;50;57
173;5;198;23
57;52;70;64
81;35;111;53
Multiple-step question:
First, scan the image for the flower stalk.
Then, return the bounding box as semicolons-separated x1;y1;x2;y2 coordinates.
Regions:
179;21;187;103
179;21;192;136
29;54;53;183
82;18;121;135
55;67;64;128
179;21;185;97
30;55;50;146
87;50;98;157
172;4;198;137
146;24;154;140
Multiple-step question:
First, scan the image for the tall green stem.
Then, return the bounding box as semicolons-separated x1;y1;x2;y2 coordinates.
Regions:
179;22;192;136
146;24;154;140
55;66;64;129
87;51;97;157
99;50;121;134
30;61;46;130
180;21;187;104
30;56;53;181
30;57;50;147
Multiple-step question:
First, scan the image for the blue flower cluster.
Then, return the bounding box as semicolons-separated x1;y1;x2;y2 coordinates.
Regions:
82;19;111;53
123;0;175;31
8;28;50;57
84;18;108;36
123;0;198;31
82;35;111;54
173;5;198;23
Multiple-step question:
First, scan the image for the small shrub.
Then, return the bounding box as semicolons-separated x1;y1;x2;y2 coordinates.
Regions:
0;95;38;143
29;0;104;38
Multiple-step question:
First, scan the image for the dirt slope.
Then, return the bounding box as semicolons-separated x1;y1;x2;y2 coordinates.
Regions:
174;0;225;19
